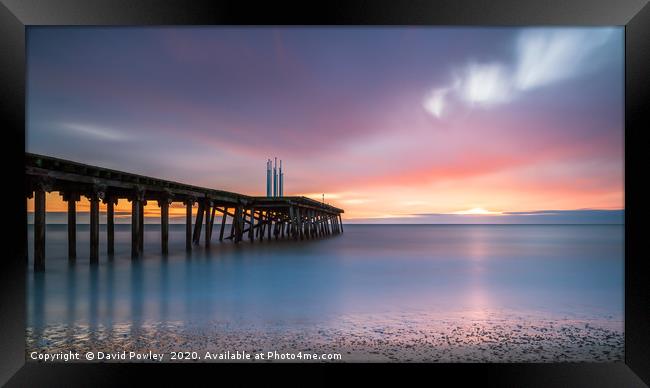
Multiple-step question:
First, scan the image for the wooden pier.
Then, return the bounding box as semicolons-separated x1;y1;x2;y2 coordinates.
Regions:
25;153;344;272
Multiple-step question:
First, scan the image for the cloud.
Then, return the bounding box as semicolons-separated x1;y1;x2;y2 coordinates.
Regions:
423;28;618;118
422;88;449;118
60;122;130;141
459;63;512;105
514;28;616;91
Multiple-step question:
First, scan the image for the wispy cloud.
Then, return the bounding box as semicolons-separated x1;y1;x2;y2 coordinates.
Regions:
423;28;618;118
514;28;615;91
60;122;130;141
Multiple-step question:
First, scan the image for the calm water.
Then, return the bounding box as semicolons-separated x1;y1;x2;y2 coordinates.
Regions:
27;224;624;330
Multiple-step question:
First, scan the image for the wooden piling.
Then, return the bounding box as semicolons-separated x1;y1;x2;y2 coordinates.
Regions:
193;200;205;245
306;212;312;239
219;207;227;242
186;200;193;251
131;197;141;259
25;197;29;263
230;207;237;240
209;206;217;240
239;208;247;242
138;199;147;255
205;202;212;247
139;200;145;253
248;208;255;241
34;187;46;272
160;199;169;254
106;198;115;256
89;193;100;264
66;194;77;262
234;206;243;243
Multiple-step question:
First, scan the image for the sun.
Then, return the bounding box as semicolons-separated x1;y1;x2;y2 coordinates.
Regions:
454;207;501;215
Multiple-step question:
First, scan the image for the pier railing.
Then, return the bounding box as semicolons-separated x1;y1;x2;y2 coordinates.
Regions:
25;153;344;271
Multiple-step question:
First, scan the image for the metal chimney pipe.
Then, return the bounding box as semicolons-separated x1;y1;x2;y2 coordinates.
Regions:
273;157;278;197
266;159;272;197
279;160;283;197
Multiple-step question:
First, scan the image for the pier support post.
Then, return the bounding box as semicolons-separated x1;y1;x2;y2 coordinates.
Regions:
185;199;194;251
291;207;297;240
68;198;76;259
306;212;312;239
131;199;139;258
193;200;205;245
88;191;101;264
33;186;46;272
288;207;295;239
62;192;80;262
131;198;140;258
130;190;145;259
139;200;145;253
248;208;255;241
240;209;247;240
105;197;116;256
205;201;212;247
338;214;343;233
159;197;170;254
25;195;29;263
209;206;217;242
233;206;243;243
219;207;227;242
230;207;237;240
314;212;318;238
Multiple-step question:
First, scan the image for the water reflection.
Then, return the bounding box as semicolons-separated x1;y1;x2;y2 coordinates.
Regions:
160;256;169;322
31;273;45;343
89;265;99;342
466;227;490;318
130;259;144;335
26;224;623;335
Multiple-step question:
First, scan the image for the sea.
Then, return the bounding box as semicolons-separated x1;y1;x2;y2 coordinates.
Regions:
26;224;623;331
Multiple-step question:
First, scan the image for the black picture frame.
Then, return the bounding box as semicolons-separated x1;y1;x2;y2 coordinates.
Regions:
1;0;648;386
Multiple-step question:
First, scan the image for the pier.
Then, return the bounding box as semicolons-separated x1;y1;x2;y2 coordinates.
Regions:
25;153;344;272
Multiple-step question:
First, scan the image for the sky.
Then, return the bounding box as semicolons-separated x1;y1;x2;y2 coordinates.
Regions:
26;27;624;224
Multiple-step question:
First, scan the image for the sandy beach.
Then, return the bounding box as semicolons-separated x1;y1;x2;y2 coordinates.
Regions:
27;310;623;363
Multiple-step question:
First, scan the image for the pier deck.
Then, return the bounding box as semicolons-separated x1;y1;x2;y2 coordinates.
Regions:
25;153;344;271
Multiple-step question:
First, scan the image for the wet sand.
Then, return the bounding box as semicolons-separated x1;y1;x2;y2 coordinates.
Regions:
26;310;623;363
